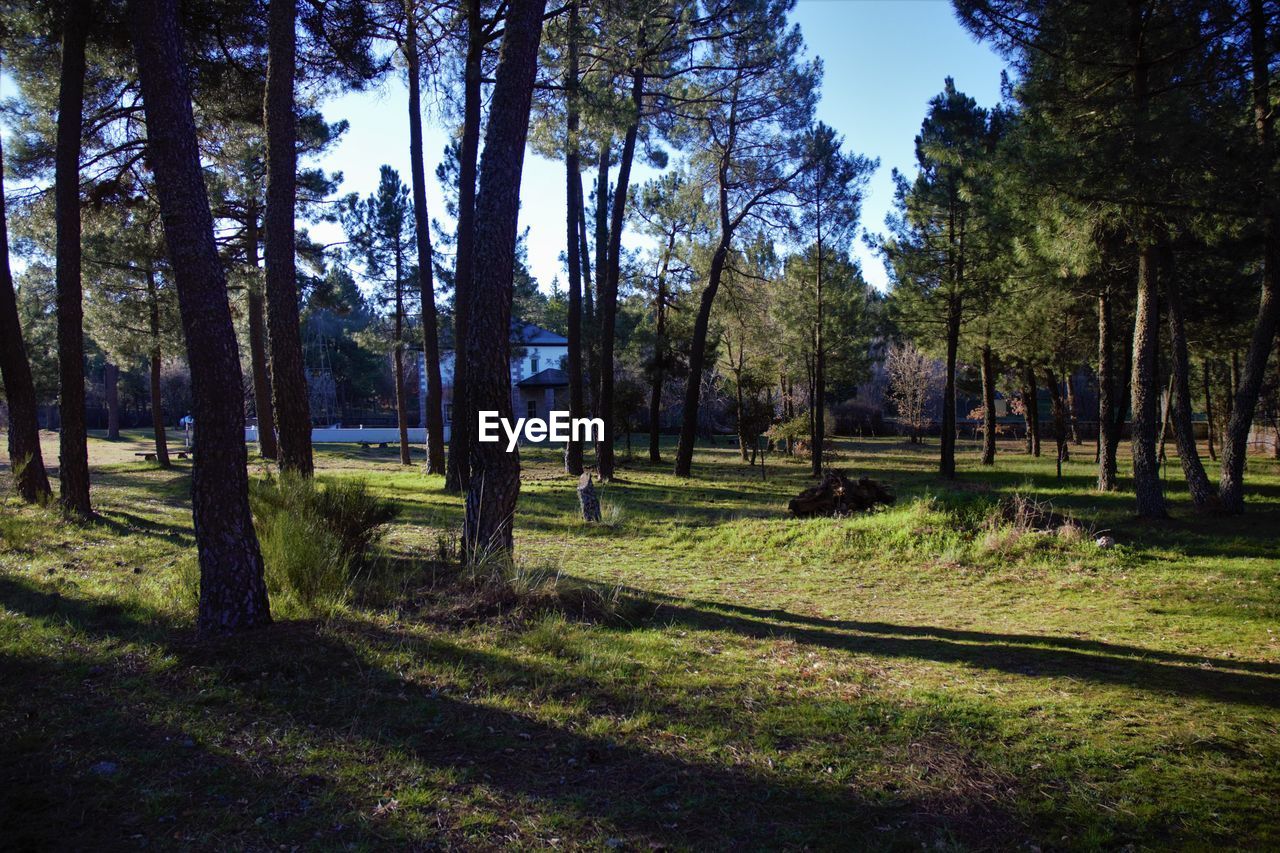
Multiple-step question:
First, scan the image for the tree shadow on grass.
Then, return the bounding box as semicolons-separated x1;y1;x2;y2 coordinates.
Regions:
625;590;1280;709
0;572;1030;850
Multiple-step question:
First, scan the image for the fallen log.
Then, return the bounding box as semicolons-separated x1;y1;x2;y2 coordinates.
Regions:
788;469;895;518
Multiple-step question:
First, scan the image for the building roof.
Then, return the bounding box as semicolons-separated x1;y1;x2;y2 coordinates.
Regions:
511;321;568;345
516;367;569;388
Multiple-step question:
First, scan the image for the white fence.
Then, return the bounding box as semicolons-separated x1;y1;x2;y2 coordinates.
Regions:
246;426;451;444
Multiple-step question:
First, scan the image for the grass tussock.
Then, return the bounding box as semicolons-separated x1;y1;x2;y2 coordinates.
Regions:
250;473;399;615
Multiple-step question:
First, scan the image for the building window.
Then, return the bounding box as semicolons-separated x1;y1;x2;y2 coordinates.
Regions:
527;399;537;419
530;355;539;374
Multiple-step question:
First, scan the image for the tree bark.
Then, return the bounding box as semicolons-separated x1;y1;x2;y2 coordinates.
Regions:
56;0;92;516
648;263;668;464
563;1;585;476
598;69;644;482
405;3;447;475
811;235;827;477
245;211;279;460
0;131;53;502
1097;291;1119;490
1163;250;1216;509
1130;244;1167;518
1025;365;1041;457
146;267;171;469
674;242;728;477
463;0;546;558
590;140;610;416
264;0;314;476
130;0;271;635
445;0;484;493
980;344;996;465
1044;367;1069;464
1203;359;1216;461
939;296;960;478
1064;372;1081;445
104;362;120;439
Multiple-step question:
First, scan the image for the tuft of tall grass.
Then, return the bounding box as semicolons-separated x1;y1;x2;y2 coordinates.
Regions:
250;473;398;615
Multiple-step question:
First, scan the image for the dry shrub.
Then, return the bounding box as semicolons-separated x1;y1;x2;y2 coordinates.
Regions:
981;493;1090;554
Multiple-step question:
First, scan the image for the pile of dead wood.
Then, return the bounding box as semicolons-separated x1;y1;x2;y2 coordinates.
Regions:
788;469;895;517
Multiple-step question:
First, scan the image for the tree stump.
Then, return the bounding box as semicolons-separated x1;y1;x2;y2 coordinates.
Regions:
577;473;602;522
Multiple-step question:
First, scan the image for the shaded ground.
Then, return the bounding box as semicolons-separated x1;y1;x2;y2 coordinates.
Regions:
1;430;1278;849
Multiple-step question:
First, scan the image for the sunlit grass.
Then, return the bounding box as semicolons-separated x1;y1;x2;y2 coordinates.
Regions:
0;430;1277;848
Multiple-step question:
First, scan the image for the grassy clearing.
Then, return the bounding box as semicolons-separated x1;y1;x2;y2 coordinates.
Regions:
1;429;1278;849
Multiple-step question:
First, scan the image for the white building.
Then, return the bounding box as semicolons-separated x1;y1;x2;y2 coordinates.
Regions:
420;322;569;440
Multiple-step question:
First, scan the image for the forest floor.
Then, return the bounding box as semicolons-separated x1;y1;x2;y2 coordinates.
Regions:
1;431;1278;850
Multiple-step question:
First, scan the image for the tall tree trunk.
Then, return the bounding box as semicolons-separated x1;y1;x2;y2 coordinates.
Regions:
578;171;594;329
245;211;279;460
648;271;667;464
146;268;171;469
674;242;728;477
130;0;270;635
1025;365;1041;457
1044;367;1069;463
1203;359;1216;461
589;140;610;416
56;0;92;516
405;3;446;475
940;295;960;478
1220;0;1278;511
1021;372;1033;454
1163;249;1217;509
394;250;410;466
0;131;53;502
563;1;585;476
1098;291;1119;490
598;70;644;482
445;0;484;493
104;362;120;439
463;0;546;558
811;238;826;477
264;0;314;476
1131;244;1167;518
980;344;996;465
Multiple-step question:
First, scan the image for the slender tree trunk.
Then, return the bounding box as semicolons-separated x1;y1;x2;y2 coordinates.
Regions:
104;362;120;439
598;70;644;482
56;0;92;516
1026;365;1041;457
648;276;667;464
1221;0;1279;513
405;4;446;474
1044;367;1069;464
1020;371;1033;454
674;242;728;477
578;171;594;329
1098;291;1119;490
146;268;171;469
264;0;314;476
394;250;411;465
245;212;279;459
1164;249;1216;509
1131;244;1167;517
980;344;996;465
940;296;960;478
1203;359;1217;461
563;2;585;476
0;131;52;502
590;140;610;416
463;0;546;558
1064;373;1081;445
811;238;826;477
445;0;484;493
130;0;270;635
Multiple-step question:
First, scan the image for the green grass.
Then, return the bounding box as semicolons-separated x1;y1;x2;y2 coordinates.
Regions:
1;430;1278;849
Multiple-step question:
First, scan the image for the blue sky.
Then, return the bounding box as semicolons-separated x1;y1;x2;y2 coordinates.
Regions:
310;0;1008;294
2;1;1007;292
